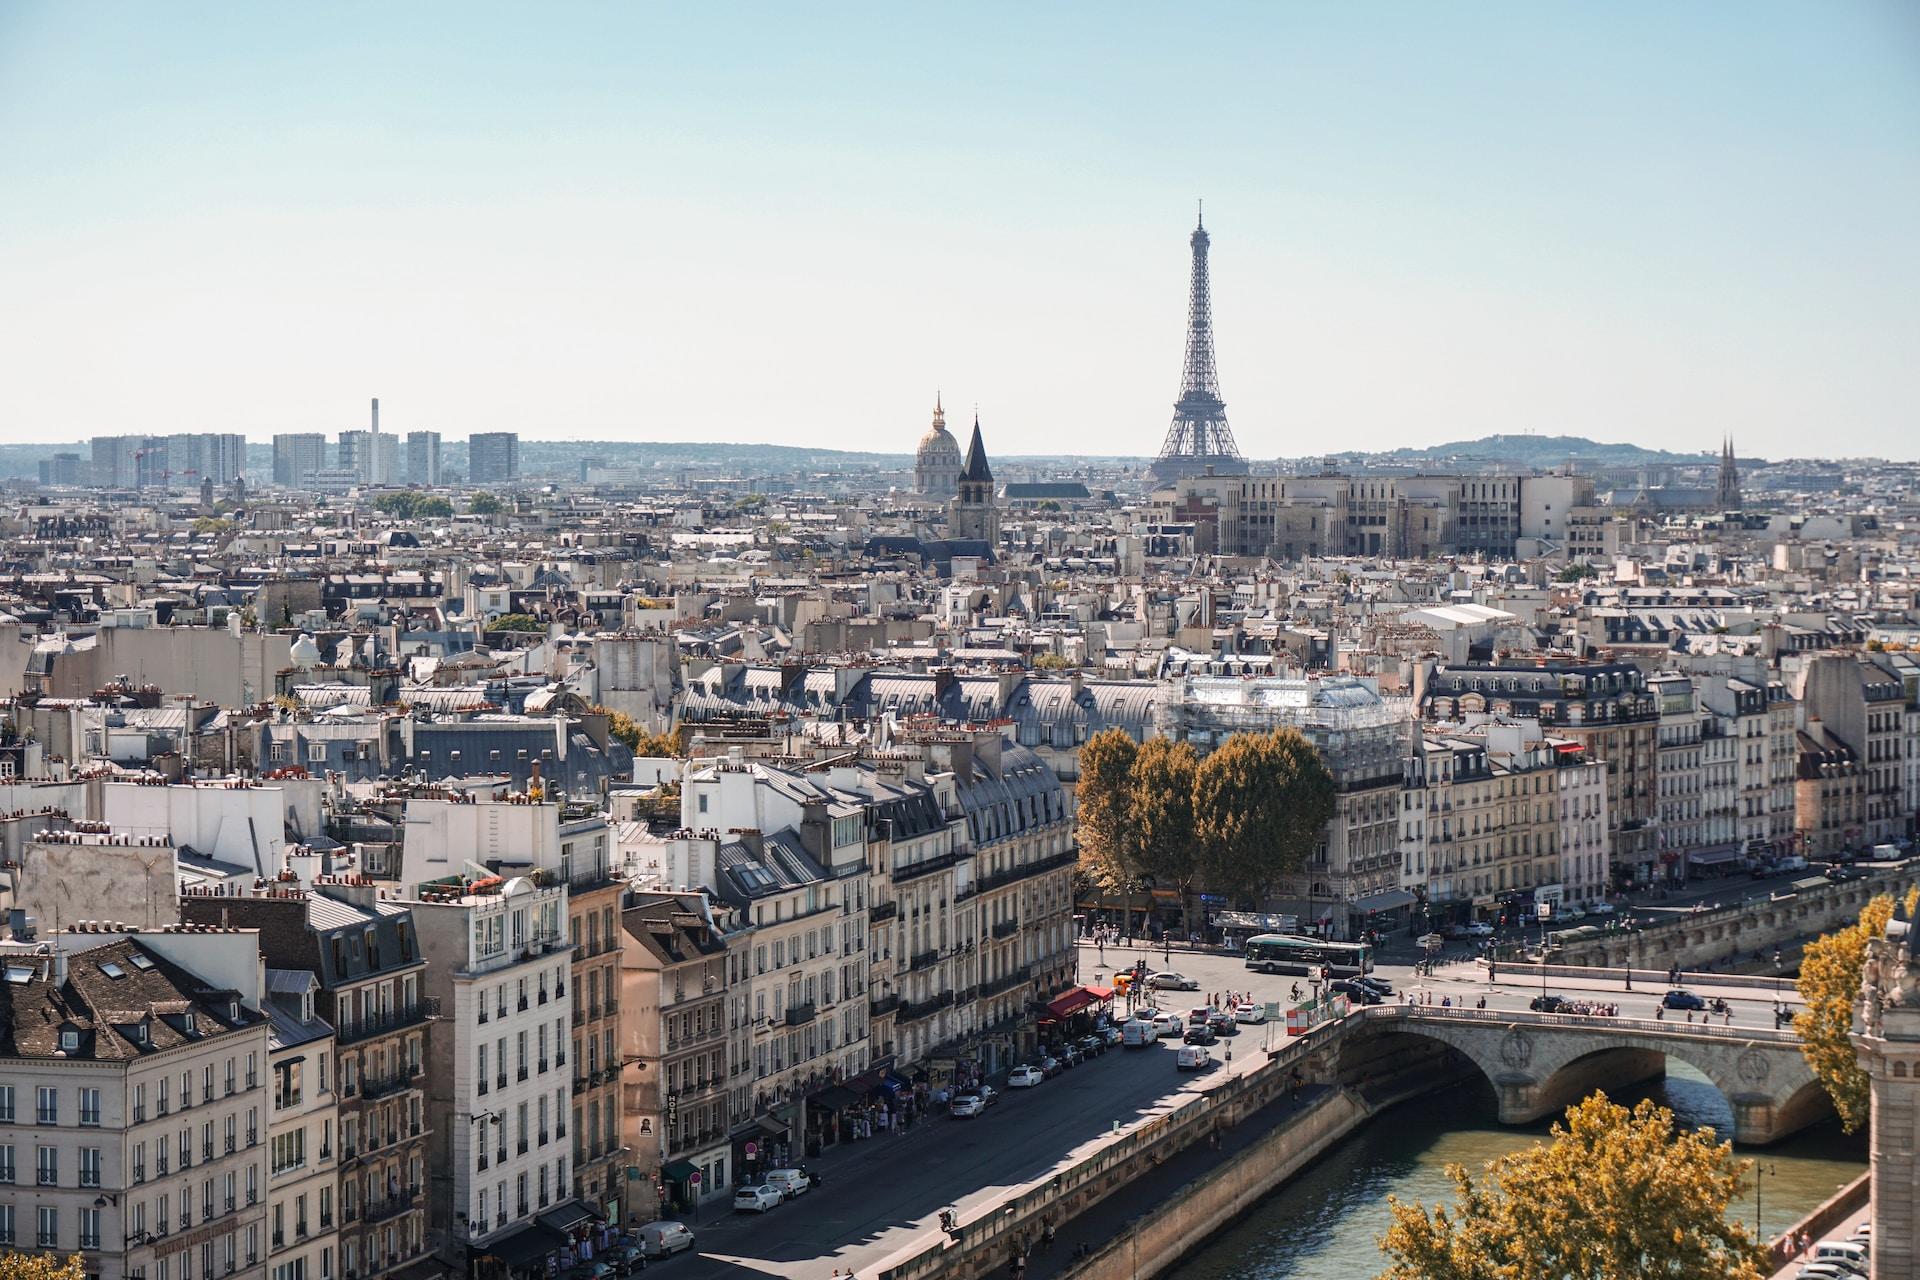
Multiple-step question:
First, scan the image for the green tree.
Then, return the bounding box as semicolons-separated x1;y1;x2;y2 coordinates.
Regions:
1074;728;1140;901
1033;653;1075;670
468;492;503;516
1130;738;1199;935
1795;892;1897;1132
1193;727;1334;907
598;707;684;758
489;613;545;632
0;1254;85;1280
191;516;234;535
1377;1094;1767;1280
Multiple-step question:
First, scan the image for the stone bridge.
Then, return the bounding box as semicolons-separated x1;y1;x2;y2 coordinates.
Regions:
1332;1005;1828;1145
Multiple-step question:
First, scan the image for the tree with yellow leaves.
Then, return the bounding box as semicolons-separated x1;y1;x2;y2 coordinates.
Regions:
1377;1093;1767;1280
1794;890;1908;1132
0;1255;84;1280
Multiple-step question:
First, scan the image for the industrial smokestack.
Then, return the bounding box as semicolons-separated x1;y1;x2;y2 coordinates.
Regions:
371;398;380;434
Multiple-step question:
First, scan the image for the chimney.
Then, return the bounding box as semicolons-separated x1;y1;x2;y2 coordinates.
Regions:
371;398;379;435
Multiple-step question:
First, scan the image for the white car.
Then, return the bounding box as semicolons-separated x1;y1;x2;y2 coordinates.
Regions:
1466;922;1495;937
1232;1002;1266;1025
949;1093;986;1118
1175;1044;1213;1071
1587;901;1617;915
1007;1065;1044;1088
733;1184;782;1213
1148;971;1200;991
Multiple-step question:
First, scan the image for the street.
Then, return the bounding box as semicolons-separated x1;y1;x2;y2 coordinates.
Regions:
647;937;1803;1279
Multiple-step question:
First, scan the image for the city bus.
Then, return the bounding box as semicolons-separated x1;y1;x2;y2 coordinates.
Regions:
1243;934;1374;977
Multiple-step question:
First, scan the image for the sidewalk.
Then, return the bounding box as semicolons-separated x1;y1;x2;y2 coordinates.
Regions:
1009;1083;1337;1280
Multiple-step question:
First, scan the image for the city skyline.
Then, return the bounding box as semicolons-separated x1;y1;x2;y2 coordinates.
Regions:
1;4;1916;458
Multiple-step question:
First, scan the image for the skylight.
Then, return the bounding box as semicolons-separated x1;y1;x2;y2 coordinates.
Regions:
127;953;155;970
97;961;127;979
4;965;34;984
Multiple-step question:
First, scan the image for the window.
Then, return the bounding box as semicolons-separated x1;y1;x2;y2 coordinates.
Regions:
80;1147;102;1188
36;1086;58;1125
0;1144;13;1183
37;1205;57;1249
0;1086;11;1122
80;1206;101;1250
272;1129;305;1175
0;1204;13;1246
36;1144;58;1185
158;1077;169;1116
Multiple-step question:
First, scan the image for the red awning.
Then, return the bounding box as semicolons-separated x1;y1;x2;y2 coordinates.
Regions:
1083;985;1115;1001
1046;987;1097;1020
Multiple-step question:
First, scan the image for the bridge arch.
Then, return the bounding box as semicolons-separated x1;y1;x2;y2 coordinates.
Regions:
1334;1008;1828;1146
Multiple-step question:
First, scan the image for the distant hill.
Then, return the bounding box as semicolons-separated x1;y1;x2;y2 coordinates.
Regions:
1349;434;1724;467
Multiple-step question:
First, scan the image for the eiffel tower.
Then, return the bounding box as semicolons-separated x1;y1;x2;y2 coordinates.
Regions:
1151;204;1249;482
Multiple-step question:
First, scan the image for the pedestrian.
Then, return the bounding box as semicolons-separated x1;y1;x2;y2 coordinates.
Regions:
1042;1217;1056;1251
1624;969;1632;991
1724;1009;1732;1025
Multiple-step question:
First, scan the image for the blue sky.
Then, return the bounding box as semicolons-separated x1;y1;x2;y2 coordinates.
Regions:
1;3;1915;459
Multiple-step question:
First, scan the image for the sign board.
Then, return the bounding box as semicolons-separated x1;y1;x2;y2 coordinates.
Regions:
690;1171;702;1186
1264;1001;1281;1021
743;1141;758;1159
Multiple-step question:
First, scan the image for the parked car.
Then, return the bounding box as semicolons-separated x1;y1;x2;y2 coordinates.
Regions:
1587;901;1617;915
603;1244;646;1275
633;1222;696;1258
763;1168;811;1199
949;1093;986;1118
1206;1009;1237;1034
1182;1025;1217;1045
1153;1013;1186;1038
1008;1064;1045;1087
1149;970;1201;991
1175;1044;1213;1071
1097;1024;1124;1046
1466;922;1496;937
1331;979;1381;1005
1662;989;1707;1011
1056;1042;1082;1067
733;1183;783;1213
1038;1055;1063;1078
1794;1264;1861;1280
1529;994;1568;1013
1077;1033;1107;1058
1232;1002;1267;1025
972;1083;998;1106
1810;1240;1870;1273
1826;866;1863;883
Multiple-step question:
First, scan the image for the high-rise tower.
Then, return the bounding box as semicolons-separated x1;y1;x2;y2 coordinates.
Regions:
1151;205;1249;483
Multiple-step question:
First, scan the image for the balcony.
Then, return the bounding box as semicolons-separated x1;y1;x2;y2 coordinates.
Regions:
337;1005;431;1046
896;991;954;1025
868;993;900;1018
975;849;1078;895
868;900;898;924
360;1065;422;1101
981;966;1031;999
784;1002;817;1027
990;918;1019;941
362;1190;417;1225
892;848;968;885
909;949;940;972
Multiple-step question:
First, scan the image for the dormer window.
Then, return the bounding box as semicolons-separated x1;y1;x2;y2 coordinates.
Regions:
134;1022;149;1046
60;1029;81;1052
228;1001;241;1023
183;1013;197;1035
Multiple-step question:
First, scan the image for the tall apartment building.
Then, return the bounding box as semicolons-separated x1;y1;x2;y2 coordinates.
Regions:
90;436;168;490
467;434;519;485
271;436;328;489
1796;652;1910;848
335;434;368;484
404;873;581;1273
38;454;86;487
618;894;733;1218
1421;662;1658;889
181;882;432;1280
166;435;248;487
0;928;274;1280
261;973;338;1280
396;790;623;1223
403;434;441;488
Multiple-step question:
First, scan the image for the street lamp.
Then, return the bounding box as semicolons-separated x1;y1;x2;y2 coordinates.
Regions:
1753;1161;1776;1237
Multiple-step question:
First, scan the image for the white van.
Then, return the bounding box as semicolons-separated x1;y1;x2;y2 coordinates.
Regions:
1121;1020;1156;1049
1176;1044;1212;1071
1810;1241;1869;1274
763;1168;811;1199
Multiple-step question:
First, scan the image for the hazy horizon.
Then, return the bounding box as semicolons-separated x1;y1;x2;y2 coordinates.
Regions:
2;4;1915;459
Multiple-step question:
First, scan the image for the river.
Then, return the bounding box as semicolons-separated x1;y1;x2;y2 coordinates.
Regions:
1170;1066;1866;1279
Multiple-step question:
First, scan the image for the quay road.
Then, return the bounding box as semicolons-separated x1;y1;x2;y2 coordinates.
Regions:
651;940;1804;1280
